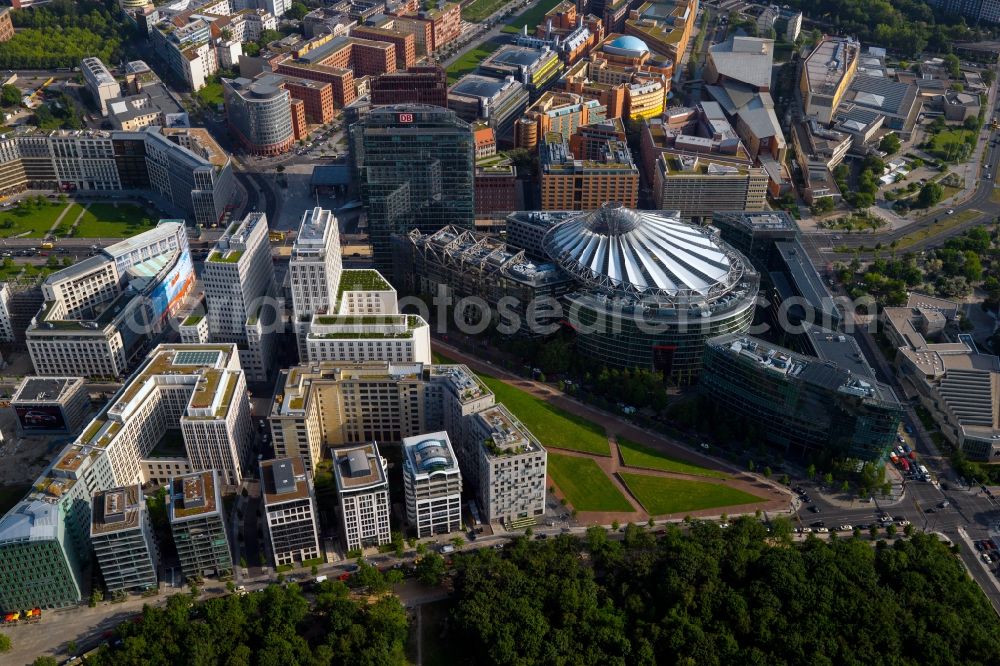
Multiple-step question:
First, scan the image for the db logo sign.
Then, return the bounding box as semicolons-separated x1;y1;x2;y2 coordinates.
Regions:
398;113;414;123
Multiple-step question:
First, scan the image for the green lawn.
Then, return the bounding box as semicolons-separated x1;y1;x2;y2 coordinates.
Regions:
432;350;457;364
446;41;503;83
462;0;508;21
502;0;564;33
548;453;634;513
52;203;86;236
619;473;765;516
927;129;976;162
896;208;983;250
479;373;610;455
0;202;68;238
617;436;728;479
431;347;609;454
72;203;157;238
197;82;225;108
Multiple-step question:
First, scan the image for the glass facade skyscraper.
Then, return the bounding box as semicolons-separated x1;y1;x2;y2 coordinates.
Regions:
351;105;475;271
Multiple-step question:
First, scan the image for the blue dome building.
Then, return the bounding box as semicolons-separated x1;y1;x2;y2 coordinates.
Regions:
604;35;651;57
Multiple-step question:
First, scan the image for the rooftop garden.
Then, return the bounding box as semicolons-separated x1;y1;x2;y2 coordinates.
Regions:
208;249;244;263
190;370;223;409
183;314;204;326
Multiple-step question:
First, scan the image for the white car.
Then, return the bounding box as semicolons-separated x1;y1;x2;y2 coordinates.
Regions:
815;527;829;533
896;520;911;527
838;525;853;531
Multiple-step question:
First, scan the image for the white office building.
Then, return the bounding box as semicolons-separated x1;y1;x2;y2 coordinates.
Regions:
0;343;251;609
81;57;121;116
271;361;547;526
466;404;547;525
290;208;430;364
0;282;14;342
402;432;462;537
184;211;276;382
290;207;343;359
332;443;391;552
27;222;195;379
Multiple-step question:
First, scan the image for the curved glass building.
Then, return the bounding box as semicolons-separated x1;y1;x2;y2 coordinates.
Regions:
542;204;759;382
222;76;295;156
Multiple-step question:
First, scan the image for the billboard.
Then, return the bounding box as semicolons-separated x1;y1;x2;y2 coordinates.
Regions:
15;405;67;431
149;250;195;323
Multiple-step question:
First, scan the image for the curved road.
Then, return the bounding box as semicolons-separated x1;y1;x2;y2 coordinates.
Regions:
803;66;1000;265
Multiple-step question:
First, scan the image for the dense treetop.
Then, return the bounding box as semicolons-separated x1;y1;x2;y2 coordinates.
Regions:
782;0;986;56
450;520;1000;666
87;582;408;666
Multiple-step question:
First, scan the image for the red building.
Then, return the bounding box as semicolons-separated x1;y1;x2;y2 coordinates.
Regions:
290;98;308;141
272;35;397;108
475;164;518;215
370;65;448;107
351;25;416;70
283;77;335;124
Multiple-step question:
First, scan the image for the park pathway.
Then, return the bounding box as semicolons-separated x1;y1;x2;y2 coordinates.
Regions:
64;203;90;236
45;202;77;237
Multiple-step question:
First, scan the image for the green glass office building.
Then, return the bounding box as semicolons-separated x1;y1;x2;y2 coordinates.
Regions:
351;105;475;272
701;333;903;461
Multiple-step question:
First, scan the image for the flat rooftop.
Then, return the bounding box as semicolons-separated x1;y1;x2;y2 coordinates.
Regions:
710;333;899;405
333;443;387;490
91;485;143;536
161;127;229;168
260;456;311;505
402;431;458;475
11;376;82;404
170;470;219;520
803;324;877;381
712;210;797;233
477;404;541;458
294;206;336;248
803;37;859;96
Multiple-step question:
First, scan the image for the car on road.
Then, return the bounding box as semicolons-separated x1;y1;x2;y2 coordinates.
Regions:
947;209;955;214
808;505;820;513
810;521;825;528
856;524;869;530
896;520;911;527
815;527;829;533
983;552;993;564
938;501;949;508
838;525;853;531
